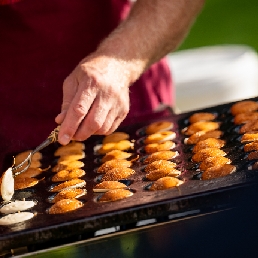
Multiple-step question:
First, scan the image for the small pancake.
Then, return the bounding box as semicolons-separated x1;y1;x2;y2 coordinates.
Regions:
101;150;132;163
14;151;42;165
0;200;36;214
185;130;223;145
49;179;86;192
57;153;85;164
97;140;132;155
101;167;135;181
241;133;258;143
48;189;87;203
97;159;132;174
102;132;129;144
192;148;227;163
14;177;39;190
202;164;236;180
189;112;216;124
145;121;173;135
93;181;127;192
244;141;258;152
231;100;258;116
52;169;85;182
247;151;258;160
14;160;42;174
48;199;83;214
143;151;178;164
15;167;48;179
52;160;84;172
234;112;258;125
144;160;177;173
192;138;225;153
144;141;175;154
0;212;34;225
199;156;231;171
54;142;85;156
239;120;258;134
144;131;176;144
98;189;133;202
145;168;181;181
149;177;183;191
182;121;220;136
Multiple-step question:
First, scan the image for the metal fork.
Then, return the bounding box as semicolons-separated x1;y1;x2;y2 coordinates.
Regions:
12;126;60;176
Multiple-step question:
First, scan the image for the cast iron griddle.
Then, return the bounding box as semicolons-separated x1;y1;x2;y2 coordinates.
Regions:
1;98;258;252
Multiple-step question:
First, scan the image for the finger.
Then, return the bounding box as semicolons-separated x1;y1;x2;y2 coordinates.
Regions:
58;86;96;145
104;114;127;135
72;97;111;141
93;109;122;135
61;76;78;112
55;110;67;124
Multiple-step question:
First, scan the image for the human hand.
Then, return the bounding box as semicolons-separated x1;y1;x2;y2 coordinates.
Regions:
55;55;131;145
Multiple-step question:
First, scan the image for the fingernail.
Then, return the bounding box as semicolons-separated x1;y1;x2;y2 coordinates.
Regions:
60;134;70;145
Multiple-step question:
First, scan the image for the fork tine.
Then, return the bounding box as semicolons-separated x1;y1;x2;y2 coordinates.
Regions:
13;159;32;176
12;152;32;171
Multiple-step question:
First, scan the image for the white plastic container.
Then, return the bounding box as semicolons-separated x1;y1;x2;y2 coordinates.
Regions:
168;45;258;113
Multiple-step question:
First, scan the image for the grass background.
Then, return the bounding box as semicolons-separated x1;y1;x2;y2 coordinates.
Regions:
178;0;258;52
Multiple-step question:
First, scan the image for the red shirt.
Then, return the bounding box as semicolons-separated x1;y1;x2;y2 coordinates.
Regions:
0;0;173;168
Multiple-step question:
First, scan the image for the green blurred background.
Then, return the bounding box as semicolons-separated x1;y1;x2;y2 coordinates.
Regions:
178;0;258;52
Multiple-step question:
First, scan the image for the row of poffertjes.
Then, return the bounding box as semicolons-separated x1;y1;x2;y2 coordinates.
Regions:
1;99;258;224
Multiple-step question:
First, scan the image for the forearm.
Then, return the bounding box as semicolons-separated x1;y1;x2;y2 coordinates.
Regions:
95;0;205;85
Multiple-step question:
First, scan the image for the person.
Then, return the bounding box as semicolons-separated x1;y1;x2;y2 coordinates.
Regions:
0;0;205;168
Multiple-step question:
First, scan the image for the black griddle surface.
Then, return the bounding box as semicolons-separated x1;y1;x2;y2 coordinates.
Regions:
1;98;258;252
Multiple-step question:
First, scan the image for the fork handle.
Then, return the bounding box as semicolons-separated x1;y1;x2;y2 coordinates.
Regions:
32;125;60;154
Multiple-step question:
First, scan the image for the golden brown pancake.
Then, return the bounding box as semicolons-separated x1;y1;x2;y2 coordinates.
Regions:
241;133;258;143
149;177;183;191
49;179;86;192
144;160;177;173
144;131;176;144
93;181;127;192
247;151;258;160
202;164;236;180
14;151;42;165
97;159;132;174
48;199;83;214
14;177;39;190
143;151;178;164
189;112;216;124
145;121;173;135
231;100;258;116
234;112;258;125
52;169;85;182
185;130;223;145
98;189;133;202
199;156;231;171
192;138;225;153
102;132;129;144
14;167;48;179
52;160;84;172
101;167;135;181
101;150;132;163
192;148;227;163
49;189;87;203
244;141;258;152
239;120;258;134
144;141;175;154
97;140;132;155
54;142;85;156
182;121;220;136
145;168;181;181
57;153;85;163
